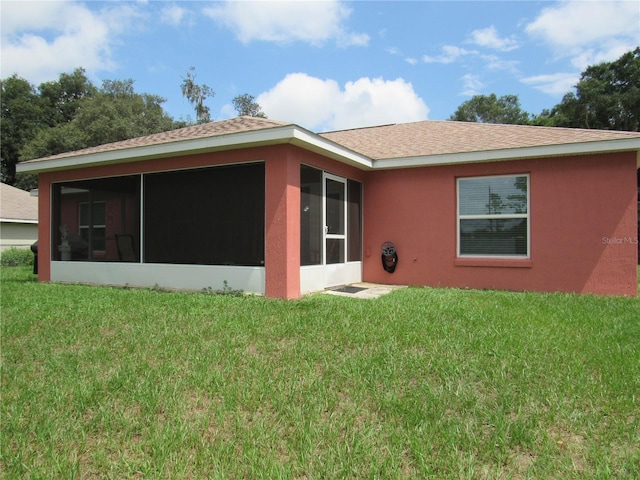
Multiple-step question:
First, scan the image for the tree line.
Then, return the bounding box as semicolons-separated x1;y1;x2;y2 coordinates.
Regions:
1;67;264;189
2;48;638;190
450;47;639;130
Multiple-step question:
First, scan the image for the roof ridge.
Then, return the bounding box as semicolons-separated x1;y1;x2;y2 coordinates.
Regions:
321;123;396;134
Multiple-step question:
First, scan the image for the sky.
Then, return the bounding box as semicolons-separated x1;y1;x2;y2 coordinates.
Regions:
1;0;639;132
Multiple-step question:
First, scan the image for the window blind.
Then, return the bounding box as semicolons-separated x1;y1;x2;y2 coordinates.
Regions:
458;175;529;257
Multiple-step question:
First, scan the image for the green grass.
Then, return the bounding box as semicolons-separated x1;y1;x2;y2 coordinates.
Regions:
2;266;639;479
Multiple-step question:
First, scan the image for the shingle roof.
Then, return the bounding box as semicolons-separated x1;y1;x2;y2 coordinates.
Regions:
23;116;292;163
0;183;38;222
320;120;640;160
17;116;640;172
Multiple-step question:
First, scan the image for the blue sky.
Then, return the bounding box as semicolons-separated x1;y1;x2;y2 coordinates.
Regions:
1;1;638;132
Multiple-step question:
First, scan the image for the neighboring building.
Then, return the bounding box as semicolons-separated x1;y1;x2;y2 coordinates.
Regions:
16;117;640;298
0;182;38;251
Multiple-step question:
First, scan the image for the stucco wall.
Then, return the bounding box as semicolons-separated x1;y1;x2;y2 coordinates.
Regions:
35;144;366;298
37;145;291;290
35;146;637;297
362;152;638;296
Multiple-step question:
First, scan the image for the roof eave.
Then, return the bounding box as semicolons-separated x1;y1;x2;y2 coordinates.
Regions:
16;125;373;174
373;137;640;169
0;218;38;224
15;127;639;174
289;128;373;170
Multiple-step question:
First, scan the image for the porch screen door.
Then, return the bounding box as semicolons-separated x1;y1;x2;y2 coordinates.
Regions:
324;174;346;264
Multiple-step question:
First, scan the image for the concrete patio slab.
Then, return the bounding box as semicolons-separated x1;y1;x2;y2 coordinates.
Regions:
322;282;407;299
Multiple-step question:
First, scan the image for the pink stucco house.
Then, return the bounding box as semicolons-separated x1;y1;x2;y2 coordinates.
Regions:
17;117;640;298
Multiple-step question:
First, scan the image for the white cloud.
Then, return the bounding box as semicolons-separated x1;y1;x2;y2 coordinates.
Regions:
423;45;474;64
386;46;418;65
160;4;187;26
1;0;64;35
469;26;519;52
480;54;519;73
460;74;484;97
525;0;640;69
569;43;637;71
385;46;400;56
0;1;140;84
257;73;429;131
520;72;579;96
203;0;369;47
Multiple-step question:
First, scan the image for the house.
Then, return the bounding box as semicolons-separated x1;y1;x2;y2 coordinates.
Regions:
0;182;38;251
16;117;640;298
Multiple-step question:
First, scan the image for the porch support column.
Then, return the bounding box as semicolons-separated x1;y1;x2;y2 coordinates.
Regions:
265;148;301;299
37;175;52;282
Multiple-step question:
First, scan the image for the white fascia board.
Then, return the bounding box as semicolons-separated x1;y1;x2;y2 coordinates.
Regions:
374;137;640;169
16;125;373;174
289;128;373;169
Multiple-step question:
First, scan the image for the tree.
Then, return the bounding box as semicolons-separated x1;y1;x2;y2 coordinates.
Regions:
232;93;266;118
1;75;45;184
75;79;177;146
2;69;96;187
22;79;177;160
3;68;184;190
38;67;96;126
450;93;531;124
180;67;214;123
539;48;640;131
16;76;180;190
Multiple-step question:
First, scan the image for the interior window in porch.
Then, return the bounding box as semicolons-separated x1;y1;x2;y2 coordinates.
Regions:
52;176;141;262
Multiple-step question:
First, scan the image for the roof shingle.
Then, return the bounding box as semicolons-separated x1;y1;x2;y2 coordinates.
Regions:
0;183;38;222
320;120;640;159
18;116;640;169
23;116;292;164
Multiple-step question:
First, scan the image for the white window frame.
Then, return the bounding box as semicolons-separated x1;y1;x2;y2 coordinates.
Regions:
457;174;530;259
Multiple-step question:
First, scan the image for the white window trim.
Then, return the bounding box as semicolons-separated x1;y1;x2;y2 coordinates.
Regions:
456;173;530;259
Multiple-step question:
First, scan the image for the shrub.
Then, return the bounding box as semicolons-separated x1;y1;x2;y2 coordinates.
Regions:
0;247;35;267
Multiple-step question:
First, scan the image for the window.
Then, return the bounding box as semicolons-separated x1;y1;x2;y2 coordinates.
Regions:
79;201;106;251
52;176;141;261
457;174;529;257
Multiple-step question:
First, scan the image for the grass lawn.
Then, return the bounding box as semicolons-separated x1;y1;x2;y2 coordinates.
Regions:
1;267;639;479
